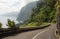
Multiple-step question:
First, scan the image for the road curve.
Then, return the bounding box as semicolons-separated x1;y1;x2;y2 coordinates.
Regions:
3;24;57;39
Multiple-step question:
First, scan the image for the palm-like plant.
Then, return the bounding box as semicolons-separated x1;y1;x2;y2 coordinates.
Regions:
7;19;15;28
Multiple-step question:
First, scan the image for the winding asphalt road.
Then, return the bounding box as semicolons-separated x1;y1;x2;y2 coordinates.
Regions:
3;24;57;39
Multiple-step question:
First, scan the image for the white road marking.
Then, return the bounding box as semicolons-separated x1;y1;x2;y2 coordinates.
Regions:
32;29;50;39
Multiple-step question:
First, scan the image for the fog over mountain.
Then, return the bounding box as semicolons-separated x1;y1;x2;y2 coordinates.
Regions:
17;1;38;22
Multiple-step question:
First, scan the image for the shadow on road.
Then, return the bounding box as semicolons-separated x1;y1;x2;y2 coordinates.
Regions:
0;37;2;39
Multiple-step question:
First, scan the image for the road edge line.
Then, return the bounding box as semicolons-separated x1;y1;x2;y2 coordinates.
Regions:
32;29;49;39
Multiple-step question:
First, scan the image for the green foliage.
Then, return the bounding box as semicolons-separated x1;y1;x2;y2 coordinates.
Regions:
7;19;15;28
0;22;2;28
25;0;58;26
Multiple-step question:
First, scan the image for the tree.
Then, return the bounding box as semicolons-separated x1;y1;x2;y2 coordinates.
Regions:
7;19;15;28
0;22;2;28
25;0;57;26
57;0;60;35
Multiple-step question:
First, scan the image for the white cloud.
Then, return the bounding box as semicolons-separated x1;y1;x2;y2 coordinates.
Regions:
0;0;37;15
0;0;21;15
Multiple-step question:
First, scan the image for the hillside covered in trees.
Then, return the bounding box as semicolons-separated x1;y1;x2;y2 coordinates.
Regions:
24;0;58;26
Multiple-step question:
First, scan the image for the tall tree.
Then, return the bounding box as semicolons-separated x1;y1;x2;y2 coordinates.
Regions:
0;22;2;28
57;0;60;35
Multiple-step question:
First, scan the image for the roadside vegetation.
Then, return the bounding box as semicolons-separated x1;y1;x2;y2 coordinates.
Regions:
20;0;58;27
0;22;2;28
0;19;16;28
6;19;15;28
20;23;50;29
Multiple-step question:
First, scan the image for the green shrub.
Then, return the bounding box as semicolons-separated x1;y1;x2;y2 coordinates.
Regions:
7;19;15;28
26;0;57;25
0;22;2;28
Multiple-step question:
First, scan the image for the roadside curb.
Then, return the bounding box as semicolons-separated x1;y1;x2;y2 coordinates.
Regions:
55;31;59;39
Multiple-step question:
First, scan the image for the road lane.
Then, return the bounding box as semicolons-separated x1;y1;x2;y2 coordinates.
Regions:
3;24;57;39
32;24;57;39
32;29;50;39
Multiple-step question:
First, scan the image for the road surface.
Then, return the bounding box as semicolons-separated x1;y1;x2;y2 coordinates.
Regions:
3;24;57;39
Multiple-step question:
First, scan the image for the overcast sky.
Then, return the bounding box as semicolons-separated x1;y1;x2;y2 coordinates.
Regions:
0;0;37;15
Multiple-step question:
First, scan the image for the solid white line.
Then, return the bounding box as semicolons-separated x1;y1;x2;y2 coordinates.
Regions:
32;29;49;39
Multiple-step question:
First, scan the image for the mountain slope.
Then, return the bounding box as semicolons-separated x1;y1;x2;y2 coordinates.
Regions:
17;1;38;22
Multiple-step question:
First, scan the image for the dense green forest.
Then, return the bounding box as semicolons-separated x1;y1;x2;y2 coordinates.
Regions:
25;0;58;26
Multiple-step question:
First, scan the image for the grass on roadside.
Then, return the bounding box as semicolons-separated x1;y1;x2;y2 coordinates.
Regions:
19;22;51;29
